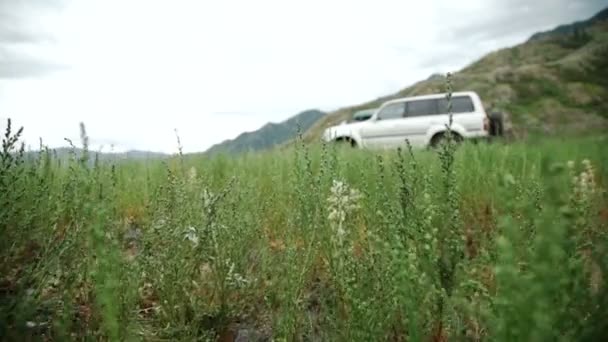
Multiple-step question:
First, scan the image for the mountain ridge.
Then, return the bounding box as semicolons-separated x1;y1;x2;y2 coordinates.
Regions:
204;109;325;155
528;7;608;42
300;7;608;143
24;147;169;161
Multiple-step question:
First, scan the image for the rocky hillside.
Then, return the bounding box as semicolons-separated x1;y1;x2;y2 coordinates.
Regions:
303;8;608;142
205;109;325;155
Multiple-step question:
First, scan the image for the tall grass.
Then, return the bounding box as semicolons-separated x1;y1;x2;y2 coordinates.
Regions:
1;118;607;341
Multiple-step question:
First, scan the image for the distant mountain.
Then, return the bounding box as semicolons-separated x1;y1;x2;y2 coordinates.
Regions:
25;147;168;162
528;7;608;42
205;109;325;155
303;7;608;141
115;150;169;159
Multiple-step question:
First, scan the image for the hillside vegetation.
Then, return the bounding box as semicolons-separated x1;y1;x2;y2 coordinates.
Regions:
304;10;608;142
205;109;325;155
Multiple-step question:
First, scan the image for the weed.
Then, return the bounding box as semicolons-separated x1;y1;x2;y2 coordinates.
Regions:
1;117;607;341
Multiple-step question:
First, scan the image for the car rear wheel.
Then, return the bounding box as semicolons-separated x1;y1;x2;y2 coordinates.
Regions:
488;111;504;137
430;132;462;149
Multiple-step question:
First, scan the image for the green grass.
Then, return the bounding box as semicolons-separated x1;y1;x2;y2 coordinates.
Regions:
1;121;607;341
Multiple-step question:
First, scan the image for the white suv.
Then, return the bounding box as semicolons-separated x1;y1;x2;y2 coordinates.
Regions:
322;91;490;148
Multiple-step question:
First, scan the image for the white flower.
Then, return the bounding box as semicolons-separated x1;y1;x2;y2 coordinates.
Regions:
328;209;338;221
571;159;599;199
567;160;575;169
225;260;249;288
184;226;199;246
503;173;516;185
153;218;167;230
188;166;197;181
327;179;362;243
202;189;214;208
582;159;591;168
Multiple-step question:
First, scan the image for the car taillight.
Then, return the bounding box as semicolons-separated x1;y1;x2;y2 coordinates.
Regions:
483;117;489;131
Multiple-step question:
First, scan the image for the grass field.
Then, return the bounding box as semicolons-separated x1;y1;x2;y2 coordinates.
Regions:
1;122;607;341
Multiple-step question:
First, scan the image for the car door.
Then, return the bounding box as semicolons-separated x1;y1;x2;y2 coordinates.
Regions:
437;95;481;133
397;98;440;147
359;102;407;148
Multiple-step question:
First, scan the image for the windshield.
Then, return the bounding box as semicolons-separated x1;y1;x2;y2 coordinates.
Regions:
351;109;377;122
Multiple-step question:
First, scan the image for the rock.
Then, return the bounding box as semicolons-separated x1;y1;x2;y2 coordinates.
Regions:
235;329;253;342
221;323;271;342
124;227;142;242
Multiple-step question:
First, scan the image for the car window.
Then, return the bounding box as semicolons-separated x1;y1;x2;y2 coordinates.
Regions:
377;102;405;120
352;109;375;122
353;113;372;121
437;96;475;114
406;99;438;117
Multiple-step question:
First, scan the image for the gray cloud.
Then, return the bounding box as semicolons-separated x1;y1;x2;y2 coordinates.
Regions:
412;0;608;78
0;49;67;78
0;0;65;43
0;0;67;78
416;48;475;70
210;111;251;116
443;0;607;42
0;17;57;44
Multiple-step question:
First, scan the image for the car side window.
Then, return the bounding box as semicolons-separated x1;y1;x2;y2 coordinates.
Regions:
377;102;405;120
437;96;475;114
406;99;438;117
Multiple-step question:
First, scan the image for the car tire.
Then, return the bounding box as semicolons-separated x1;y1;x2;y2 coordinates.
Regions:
430;132;462;149
488;111;504;137
335;137;357;148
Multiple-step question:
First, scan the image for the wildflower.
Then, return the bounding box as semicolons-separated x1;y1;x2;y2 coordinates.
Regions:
580;172;589;185
153;218;167;230
225;260;249;288
188;166;197;181
202;189;214;208
567;160;575;169
336;226;346;238
327;179;362;222
570;159;600;202
328;209;345;224
184;226;199;246
581;159;591;168
327;179;362;244
503;173;516;186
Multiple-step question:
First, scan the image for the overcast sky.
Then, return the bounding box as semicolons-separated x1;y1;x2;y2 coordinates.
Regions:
0;0;605;153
